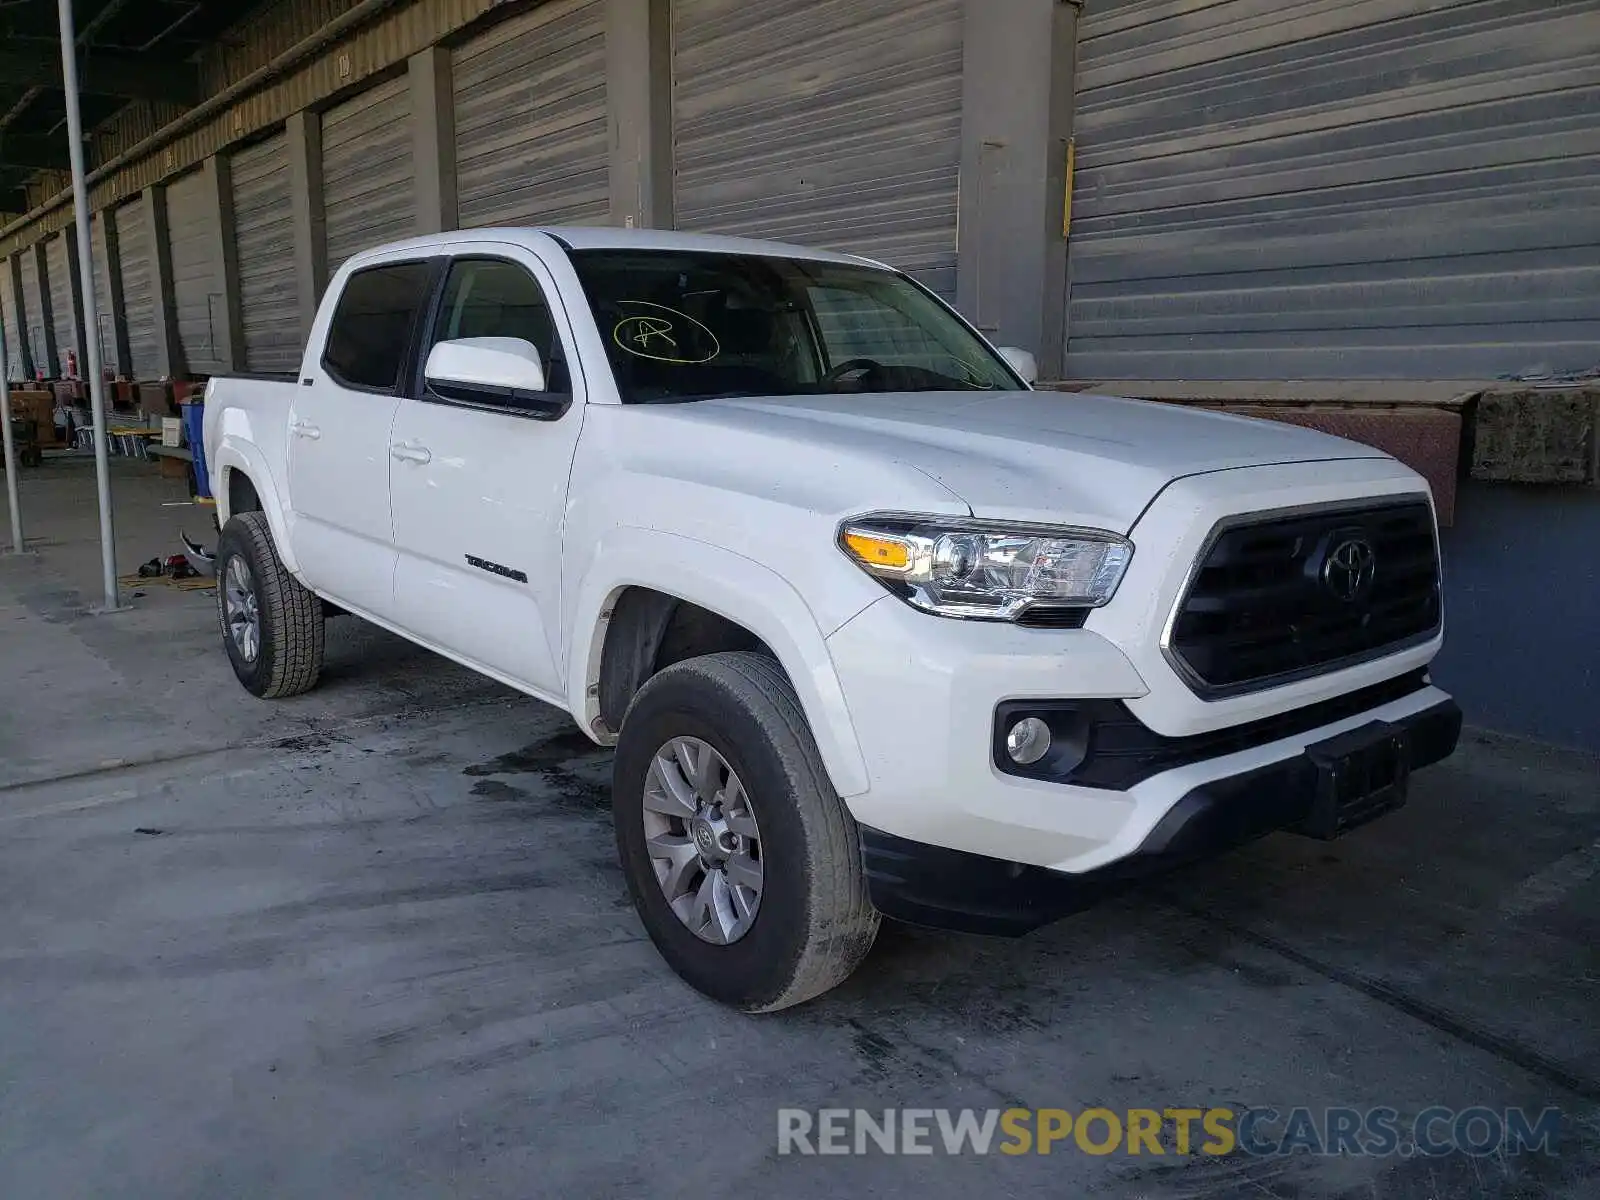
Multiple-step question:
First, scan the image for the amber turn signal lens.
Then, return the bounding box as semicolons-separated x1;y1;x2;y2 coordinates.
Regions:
842;531;912;571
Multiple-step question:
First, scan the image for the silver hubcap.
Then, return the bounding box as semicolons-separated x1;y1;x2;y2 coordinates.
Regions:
223;556;261;664
642;737;763;945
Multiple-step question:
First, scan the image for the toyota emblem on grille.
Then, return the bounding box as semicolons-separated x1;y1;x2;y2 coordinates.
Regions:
1322;536;1377;603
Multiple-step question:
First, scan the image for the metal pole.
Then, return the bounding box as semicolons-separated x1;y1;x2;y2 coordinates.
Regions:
1;330;22;554
57;0;120;610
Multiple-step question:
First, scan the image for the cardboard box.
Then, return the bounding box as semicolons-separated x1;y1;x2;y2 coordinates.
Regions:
138;382;173;420
8;389;61;446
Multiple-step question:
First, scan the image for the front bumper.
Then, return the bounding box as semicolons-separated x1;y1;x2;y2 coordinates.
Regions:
860;696;1462;935
826;592;1452;874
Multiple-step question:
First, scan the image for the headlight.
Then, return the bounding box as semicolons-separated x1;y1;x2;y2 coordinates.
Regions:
838;513;1132;621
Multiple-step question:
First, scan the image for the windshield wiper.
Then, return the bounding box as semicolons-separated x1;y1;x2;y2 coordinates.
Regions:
627;390;768;404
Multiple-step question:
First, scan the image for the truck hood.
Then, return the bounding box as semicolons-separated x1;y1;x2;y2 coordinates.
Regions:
695;390;1389;533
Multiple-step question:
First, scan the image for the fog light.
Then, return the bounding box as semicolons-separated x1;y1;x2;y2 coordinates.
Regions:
1005;717;1052;766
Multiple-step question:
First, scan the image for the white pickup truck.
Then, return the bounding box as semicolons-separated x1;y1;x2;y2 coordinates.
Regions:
205;227;1460;1011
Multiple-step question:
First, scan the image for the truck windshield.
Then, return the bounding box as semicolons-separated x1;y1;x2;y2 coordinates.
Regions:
566;249;1024;404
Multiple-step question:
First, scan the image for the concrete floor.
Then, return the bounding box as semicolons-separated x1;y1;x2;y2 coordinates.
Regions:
2;454;1598;1199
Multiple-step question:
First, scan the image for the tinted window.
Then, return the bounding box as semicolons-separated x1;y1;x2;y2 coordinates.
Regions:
322;261;432;392
567;249;1022;404
430;259;569;392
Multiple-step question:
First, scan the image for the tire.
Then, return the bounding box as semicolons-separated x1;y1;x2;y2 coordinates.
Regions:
613;652;879;1011
215;511;324;699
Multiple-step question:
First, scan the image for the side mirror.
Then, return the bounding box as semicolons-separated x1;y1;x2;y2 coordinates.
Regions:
424;337;567;419
996;346;1039;386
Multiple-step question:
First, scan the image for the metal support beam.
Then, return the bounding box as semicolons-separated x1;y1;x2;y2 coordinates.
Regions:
143;184;181;379
203;155;242;372
57;0;120;612
286;111;327;344
956;0;1079;377
0;135;74;172
0;46;200;105
409;47;457;234
606;0;674;229
93;207;131;376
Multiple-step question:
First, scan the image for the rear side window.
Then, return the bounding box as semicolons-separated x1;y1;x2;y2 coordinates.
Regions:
322;261;433;392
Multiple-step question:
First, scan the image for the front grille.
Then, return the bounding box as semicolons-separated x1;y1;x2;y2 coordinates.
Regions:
1166;499;1441;697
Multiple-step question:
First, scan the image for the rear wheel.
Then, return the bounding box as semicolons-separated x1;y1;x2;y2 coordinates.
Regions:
215;511;324;698
613;652;879;1011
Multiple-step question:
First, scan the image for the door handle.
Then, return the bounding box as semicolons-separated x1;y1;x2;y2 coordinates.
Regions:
290;420;321;441
390;441;432;465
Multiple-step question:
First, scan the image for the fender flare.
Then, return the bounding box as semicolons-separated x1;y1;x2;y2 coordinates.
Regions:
566;527;871;799
210;438;303;578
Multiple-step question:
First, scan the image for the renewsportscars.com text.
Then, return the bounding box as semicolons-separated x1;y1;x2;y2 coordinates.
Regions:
777;1106;1562;1158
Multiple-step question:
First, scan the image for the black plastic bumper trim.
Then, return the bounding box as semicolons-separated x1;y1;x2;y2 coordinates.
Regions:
993;668;1431;791
866;697;1462;937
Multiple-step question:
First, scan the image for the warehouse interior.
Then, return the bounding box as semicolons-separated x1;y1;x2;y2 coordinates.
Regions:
1;0;1597;751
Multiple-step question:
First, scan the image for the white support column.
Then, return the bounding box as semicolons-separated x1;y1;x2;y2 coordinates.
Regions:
0;329;22;554
57;0;120;611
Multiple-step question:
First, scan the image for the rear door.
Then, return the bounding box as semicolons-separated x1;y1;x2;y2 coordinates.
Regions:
388;246;588;697
287;258;436;616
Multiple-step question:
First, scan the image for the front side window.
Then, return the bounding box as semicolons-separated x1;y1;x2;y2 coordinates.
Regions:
428;258;569;392
322;261;433;392
567;250;1022;404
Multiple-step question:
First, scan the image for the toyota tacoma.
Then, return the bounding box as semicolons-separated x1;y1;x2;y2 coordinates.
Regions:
204;227;1460;1011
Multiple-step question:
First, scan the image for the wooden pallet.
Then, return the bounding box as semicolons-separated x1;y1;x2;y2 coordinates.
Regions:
119;573;216;592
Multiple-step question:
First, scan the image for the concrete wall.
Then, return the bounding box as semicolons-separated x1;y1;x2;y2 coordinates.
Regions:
1431;481;1600;754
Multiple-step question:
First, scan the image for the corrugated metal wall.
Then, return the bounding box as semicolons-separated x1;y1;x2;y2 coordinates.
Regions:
166;170;225;375
47;235;79;376
671;0;965;297
1;260;22;380
230;132;300;372
115;196;161;380
321;74;417;270
92;215;119;373
19;248;47;373
452;0;609;228
1065;0;1600;381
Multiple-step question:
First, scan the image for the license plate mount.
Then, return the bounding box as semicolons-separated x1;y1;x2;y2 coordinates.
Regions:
1296;721;1411;840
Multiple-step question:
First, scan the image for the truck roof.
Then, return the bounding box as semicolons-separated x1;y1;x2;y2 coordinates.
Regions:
344;226;887;271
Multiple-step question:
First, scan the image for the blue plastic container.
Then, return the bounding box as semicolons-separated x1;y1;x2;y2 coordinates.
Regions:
181;402;211;498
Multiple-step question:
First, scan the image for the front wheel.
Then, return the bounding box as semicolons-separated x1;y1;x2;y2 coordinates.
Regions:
613;652;880;1012
215;511;325;698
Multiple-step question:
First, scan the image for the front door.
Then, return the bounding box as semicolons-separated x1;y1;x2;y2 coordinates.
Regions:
388;249;588;697
287;258;435;617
